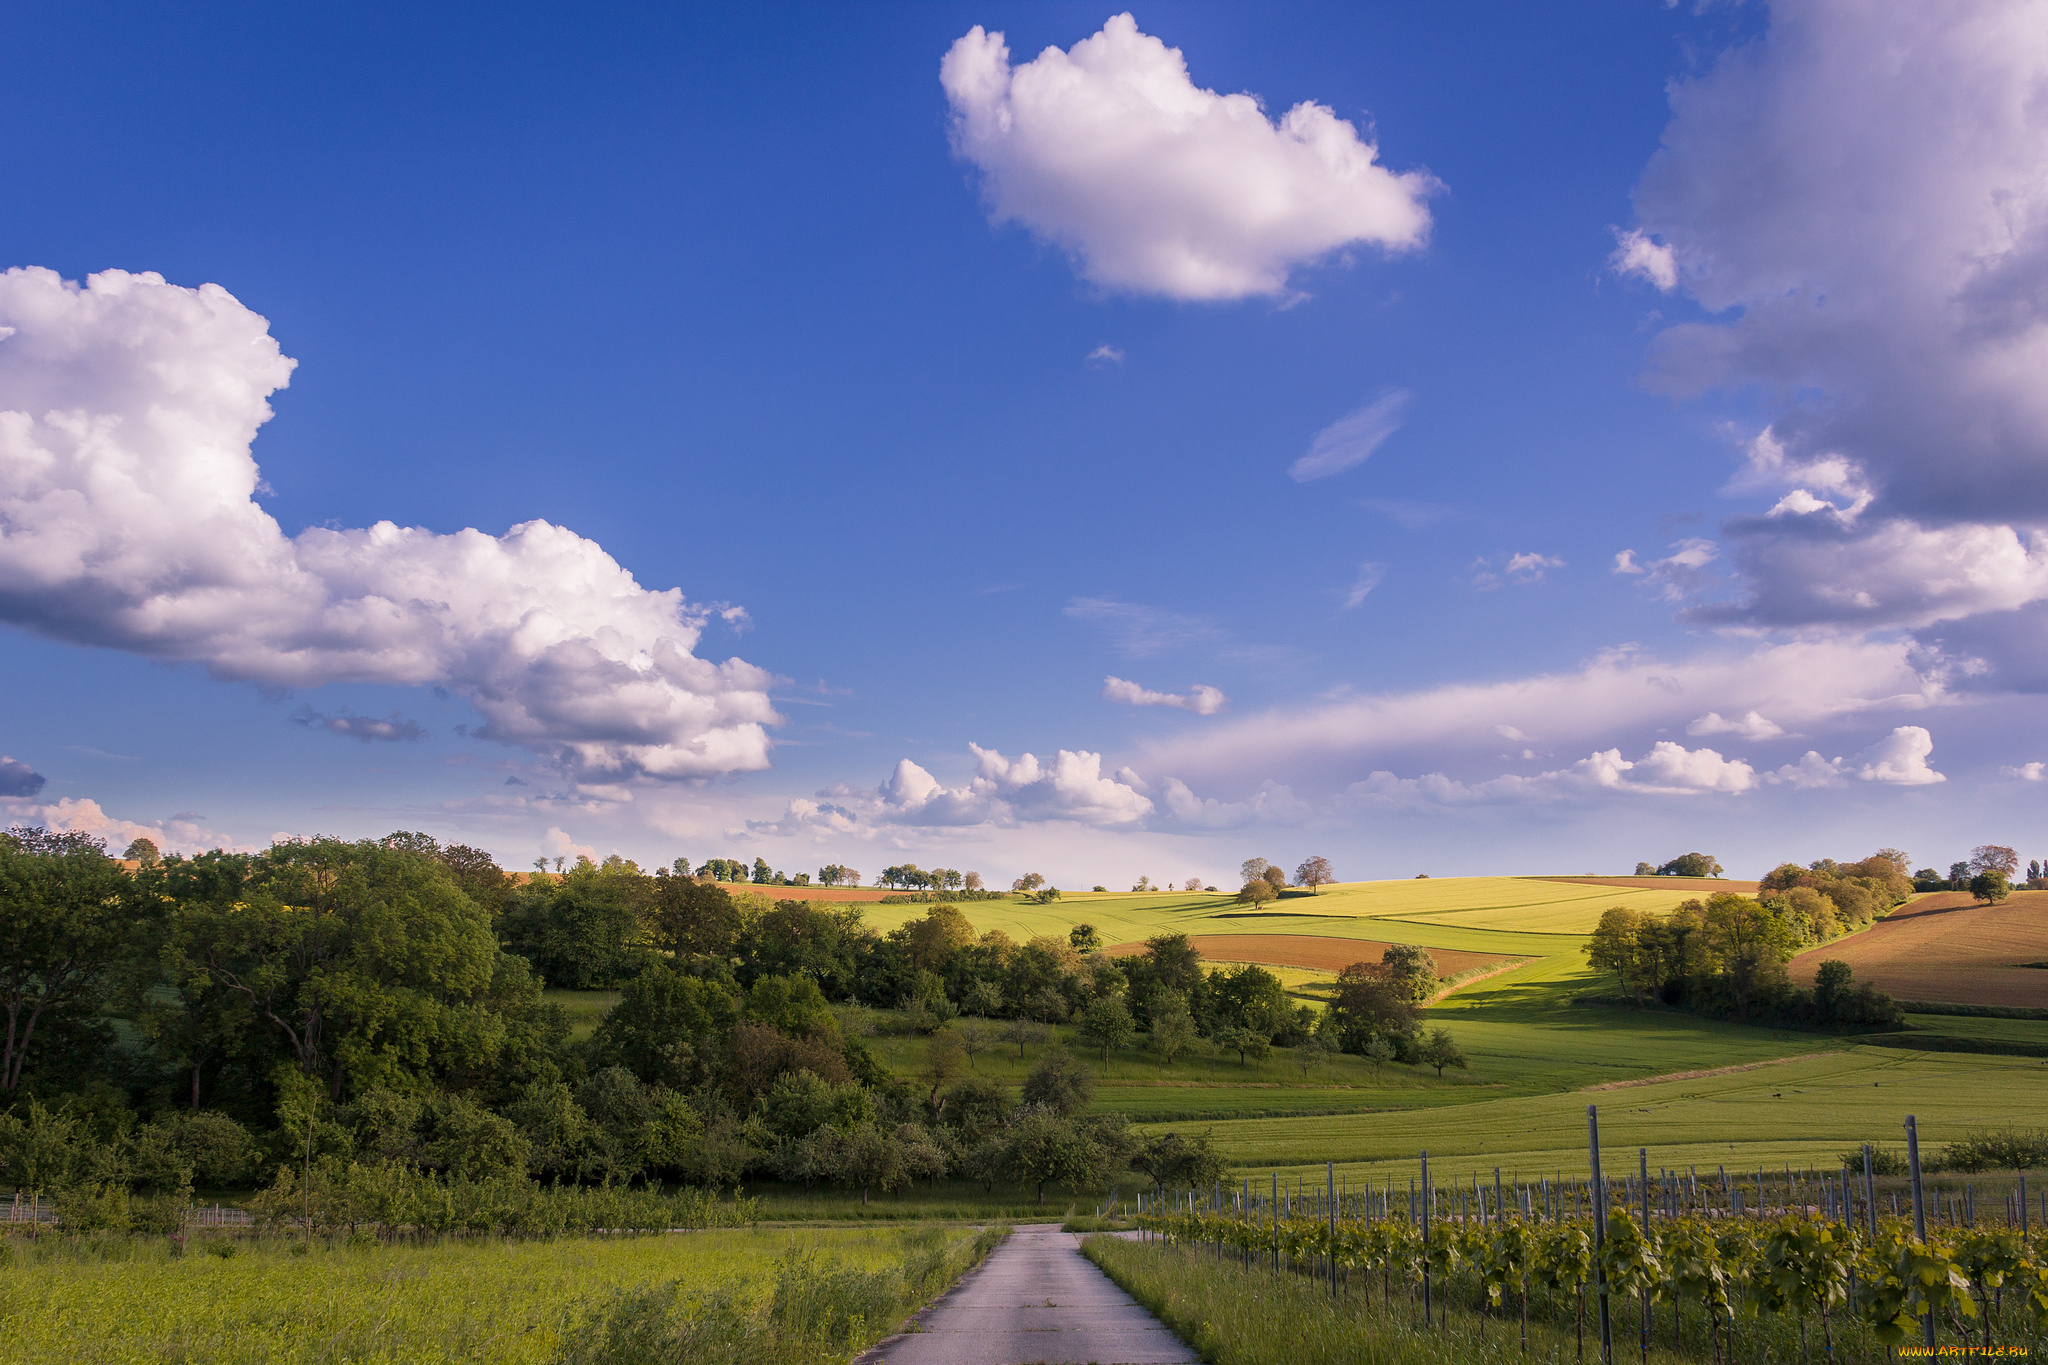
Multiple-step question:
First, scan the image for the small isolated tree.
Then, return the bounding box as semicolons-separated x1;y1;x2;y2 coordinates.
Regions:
1295;1031;1332;1079
1133;1129;1227;1190
1216;1024;1272;1066
1147;992;1198;1066
1294;856;1335;893
1028;886;1063;905
1236;879;1275;908
1132;875;1154;892
1068;923;1102;953
1000;1019;1045;1059
1364;1033;1396;1080
122;837;161;866
1022;1047;1095;1115
1970;870;2013;905
1183;877;1203;892
1078;992;1135;1065
1635;862;1657;876
1419;1028;1468;1078
956;1018;997;1069
1012;872;1046;893
1655;853;1724;878
963;870;984;891
1240;857;1274;885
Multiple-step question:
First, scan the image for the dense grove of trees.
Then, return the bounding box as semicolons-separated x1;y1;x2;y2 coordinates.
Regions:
0;829;1357;1216
1587;849;1914;1028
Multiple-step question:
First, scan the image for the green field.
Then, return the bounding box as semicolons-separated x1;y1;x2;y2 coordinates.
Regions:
0;1225;929;1364
857;877;1736;944
573;877;2043;1179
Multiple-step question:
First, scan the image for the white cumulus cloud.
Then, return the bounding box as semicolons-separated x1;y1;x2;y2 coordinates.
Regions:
2002;761;2046;781
1290;391;1411;482
1102;675;1227;715
941;14;1436;300
1609;228;1677;291
0;266;779;783
1855;726;1946;785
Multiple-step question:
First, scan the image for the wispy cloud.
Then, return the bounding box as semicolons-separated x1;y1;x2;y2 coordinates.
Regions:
1064;597;1221;657
1086;343;1124;365
1341;562;1386;609
292;705;428;743
1290;391;1412;483
1101;676;1227;715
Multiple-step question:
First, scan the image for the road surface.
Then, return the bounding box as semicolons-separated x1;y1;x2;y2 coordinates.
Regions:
858;1223;1195;1365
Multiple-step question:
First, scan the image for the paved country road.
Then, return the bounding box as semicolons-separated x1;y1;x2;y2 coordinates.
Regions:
858;1223;1196;1365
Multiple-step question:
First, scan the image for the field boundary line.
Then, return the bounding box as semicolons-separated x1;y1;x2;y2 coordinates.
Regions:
1582;1051;1836;1091
1425;956;1540;1002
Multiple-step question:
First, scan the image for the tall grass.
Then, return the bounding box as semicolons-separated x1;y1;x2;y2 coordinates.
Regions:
0;1225;978;1364
553;1223;1008;1365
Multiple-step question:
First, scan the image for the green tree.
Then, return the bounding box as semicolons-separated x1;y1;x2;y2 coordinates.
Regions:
1068;923;1102;952
1697;893;1799;1018
1002;1104;1105;1204
1326;962;1416;1052
1132;1129;1225;1189
1261;864;1288;895
1294;1031;1333;1079
1147;991;1197;1066
1656;852;1724;878
1235;879;1275;908
1585;906;1649;1001
1419;1028;1468;1078
162;837;513;1097
0;829;140;1095
1379;943;1439;1003
1969;869;2012;905
1214;1024;1272;1066
830;1121;908;1204
1143;934;1204;994
1011;873;1046;893
1363;1032;1396;1079
750;858;773;884
1078;992;1135;1064
649;875;739;958
1293;855;1335;892
587;960;738;1089
121;837;160;866
1020;1047;1094;1115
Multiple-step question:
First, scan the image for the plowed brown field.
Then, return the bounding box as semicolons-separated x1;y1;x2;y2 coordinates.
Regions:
1098;933;1515;976
1789;891;2048;1007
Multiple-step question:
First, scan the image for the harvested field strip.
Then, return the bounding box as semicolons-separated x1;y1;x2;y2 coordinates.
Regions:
1788;890;2048;1007
1529;874;1760;894
1098;933;1515;977
1582;1051;1835;1091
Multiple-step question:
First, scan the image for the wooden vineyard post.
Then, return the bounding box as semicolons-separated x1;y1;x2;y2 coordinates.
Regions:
1906;1114;1936;1352
1589;1105;1613;1365
1327;1161;1338;1297
1638;1147;1651;1365
1421;1150;1433;1329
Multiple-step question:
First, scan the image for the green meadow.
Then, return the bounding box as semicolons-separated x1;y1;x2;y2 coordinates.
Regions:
833;878;2041;1180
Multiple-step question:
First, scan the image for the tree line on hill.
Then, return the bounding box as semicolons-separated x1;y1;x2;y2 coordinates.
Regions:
0;828;1461;1221
1586;848;1916;1028
1629;843;2042;902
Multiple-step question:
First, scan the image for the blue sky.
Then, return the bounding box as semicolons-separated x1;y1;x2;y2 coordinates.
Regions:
4;1;2046;887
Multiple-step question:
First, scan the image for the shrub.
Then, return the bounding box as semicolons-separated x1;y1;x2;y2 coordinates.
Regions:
1939;1127;2048;1172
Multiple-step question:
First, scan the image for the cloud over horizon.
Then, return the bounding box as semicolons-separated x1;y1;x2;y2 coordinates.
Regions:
0;267;780;784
